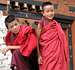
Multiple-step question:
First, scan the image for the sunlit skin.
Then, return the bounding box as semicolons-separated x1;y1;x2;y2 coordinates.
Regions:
43;5;54;20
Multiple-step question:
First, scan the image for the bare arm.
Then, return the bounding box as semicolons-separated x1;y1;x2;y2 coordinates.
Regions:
1;45;20;55
36;23;43;64
36;23;41;55
7;45;20;50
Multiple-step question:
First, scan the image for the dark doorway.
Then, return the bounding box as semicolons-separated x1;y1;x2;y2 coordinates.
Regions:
54;14;74;70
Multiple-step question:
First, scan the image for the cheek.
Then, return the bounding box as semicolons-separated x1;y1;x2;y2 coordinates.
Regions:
43;12;48;16
11;26;19;31
44;11;48;14
52;12;54;15
11;28;15;32
14;26;20;33
44;11;52;15
8;27;13;31
16;26;20;30
13;25;20;29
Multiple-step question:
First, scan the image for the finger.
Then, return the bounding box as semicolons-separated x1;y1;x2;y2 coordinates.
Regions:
1;49;6;55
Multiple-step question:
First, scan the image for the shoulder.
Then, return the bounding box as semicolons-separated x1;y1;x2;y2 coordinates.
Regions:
53;19;61;27
54;20;65;35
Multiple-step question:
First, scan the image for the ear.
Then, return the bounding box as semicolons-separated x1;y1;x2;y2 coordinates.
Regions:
43;13;45;17
41;11;43;14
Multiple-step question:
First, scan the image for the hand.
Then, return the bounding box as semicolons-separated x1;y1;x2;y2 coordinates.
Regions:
1;47;9;55
38;55;43;64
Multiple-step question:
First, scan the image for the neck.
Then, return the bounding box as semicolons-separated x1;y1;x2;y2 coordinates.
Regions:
13;33;18;36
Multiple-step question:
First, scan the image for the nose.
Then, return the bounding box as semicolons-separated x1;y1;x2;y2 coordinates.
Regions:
13;26;17;30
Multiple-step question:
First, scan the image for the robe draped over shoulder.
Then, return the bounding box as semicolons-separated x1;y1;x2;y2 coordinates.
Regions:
5;25;37;70
39;17;69;70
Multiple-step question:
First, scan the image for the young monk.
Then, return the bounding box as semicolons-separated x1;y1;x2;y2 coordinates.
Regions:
36;2;69;70
1;15;37;70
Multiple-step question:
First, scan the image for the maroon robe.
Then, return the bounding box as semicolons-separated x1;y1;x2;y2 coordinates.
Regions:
5;25;37;70
39;17;69;70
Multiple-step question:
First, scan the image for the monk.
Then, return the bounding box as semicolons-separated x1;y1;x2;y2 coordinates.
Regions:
1;15;37;70
36;2;69;70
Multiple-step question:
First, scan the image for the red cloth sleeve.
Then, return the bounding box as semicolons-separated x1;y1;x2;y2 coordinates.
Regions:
20;33;37;57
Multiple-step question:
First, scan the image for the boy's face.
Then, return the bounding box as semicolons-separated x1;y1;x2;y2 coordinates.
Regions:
8;19;20;34
43;5;54;20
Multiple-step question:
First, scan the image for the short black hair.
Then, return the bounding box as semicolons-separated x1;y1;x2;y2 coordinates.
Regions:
5;15;15;29
42;2;53;11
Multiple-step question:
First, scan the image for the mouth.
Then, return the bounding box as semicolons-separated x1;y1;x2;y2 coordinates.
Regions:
47;16;54;19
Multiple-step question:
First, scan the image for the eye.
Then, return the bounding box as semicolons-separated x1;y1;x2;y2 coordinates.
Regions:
50;9;54;12
15;23;18;25
10;25;13;28
46;10;50;13
8;25;13;30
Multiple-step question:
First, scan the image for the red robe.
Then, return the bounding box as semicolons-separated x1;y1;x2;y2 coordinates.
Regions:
39;18;69;70
5;25;37;70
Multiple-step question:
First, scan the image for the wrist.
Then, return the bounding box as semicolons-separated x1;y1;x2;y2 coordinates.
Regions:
7;46;10;50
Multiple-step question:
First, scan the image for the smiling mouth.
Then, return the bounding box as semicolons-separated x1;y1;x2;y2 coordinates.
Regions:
48;16;54;18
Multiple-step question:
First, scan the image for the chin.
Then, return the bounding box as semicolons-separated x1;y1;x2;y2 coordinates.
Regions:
48;17;53;20
48;16;54;19
13;32;18;34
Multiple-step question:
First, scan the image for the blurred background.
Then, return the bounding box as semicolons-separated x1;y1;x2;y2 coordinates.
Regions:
0;0;75;70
